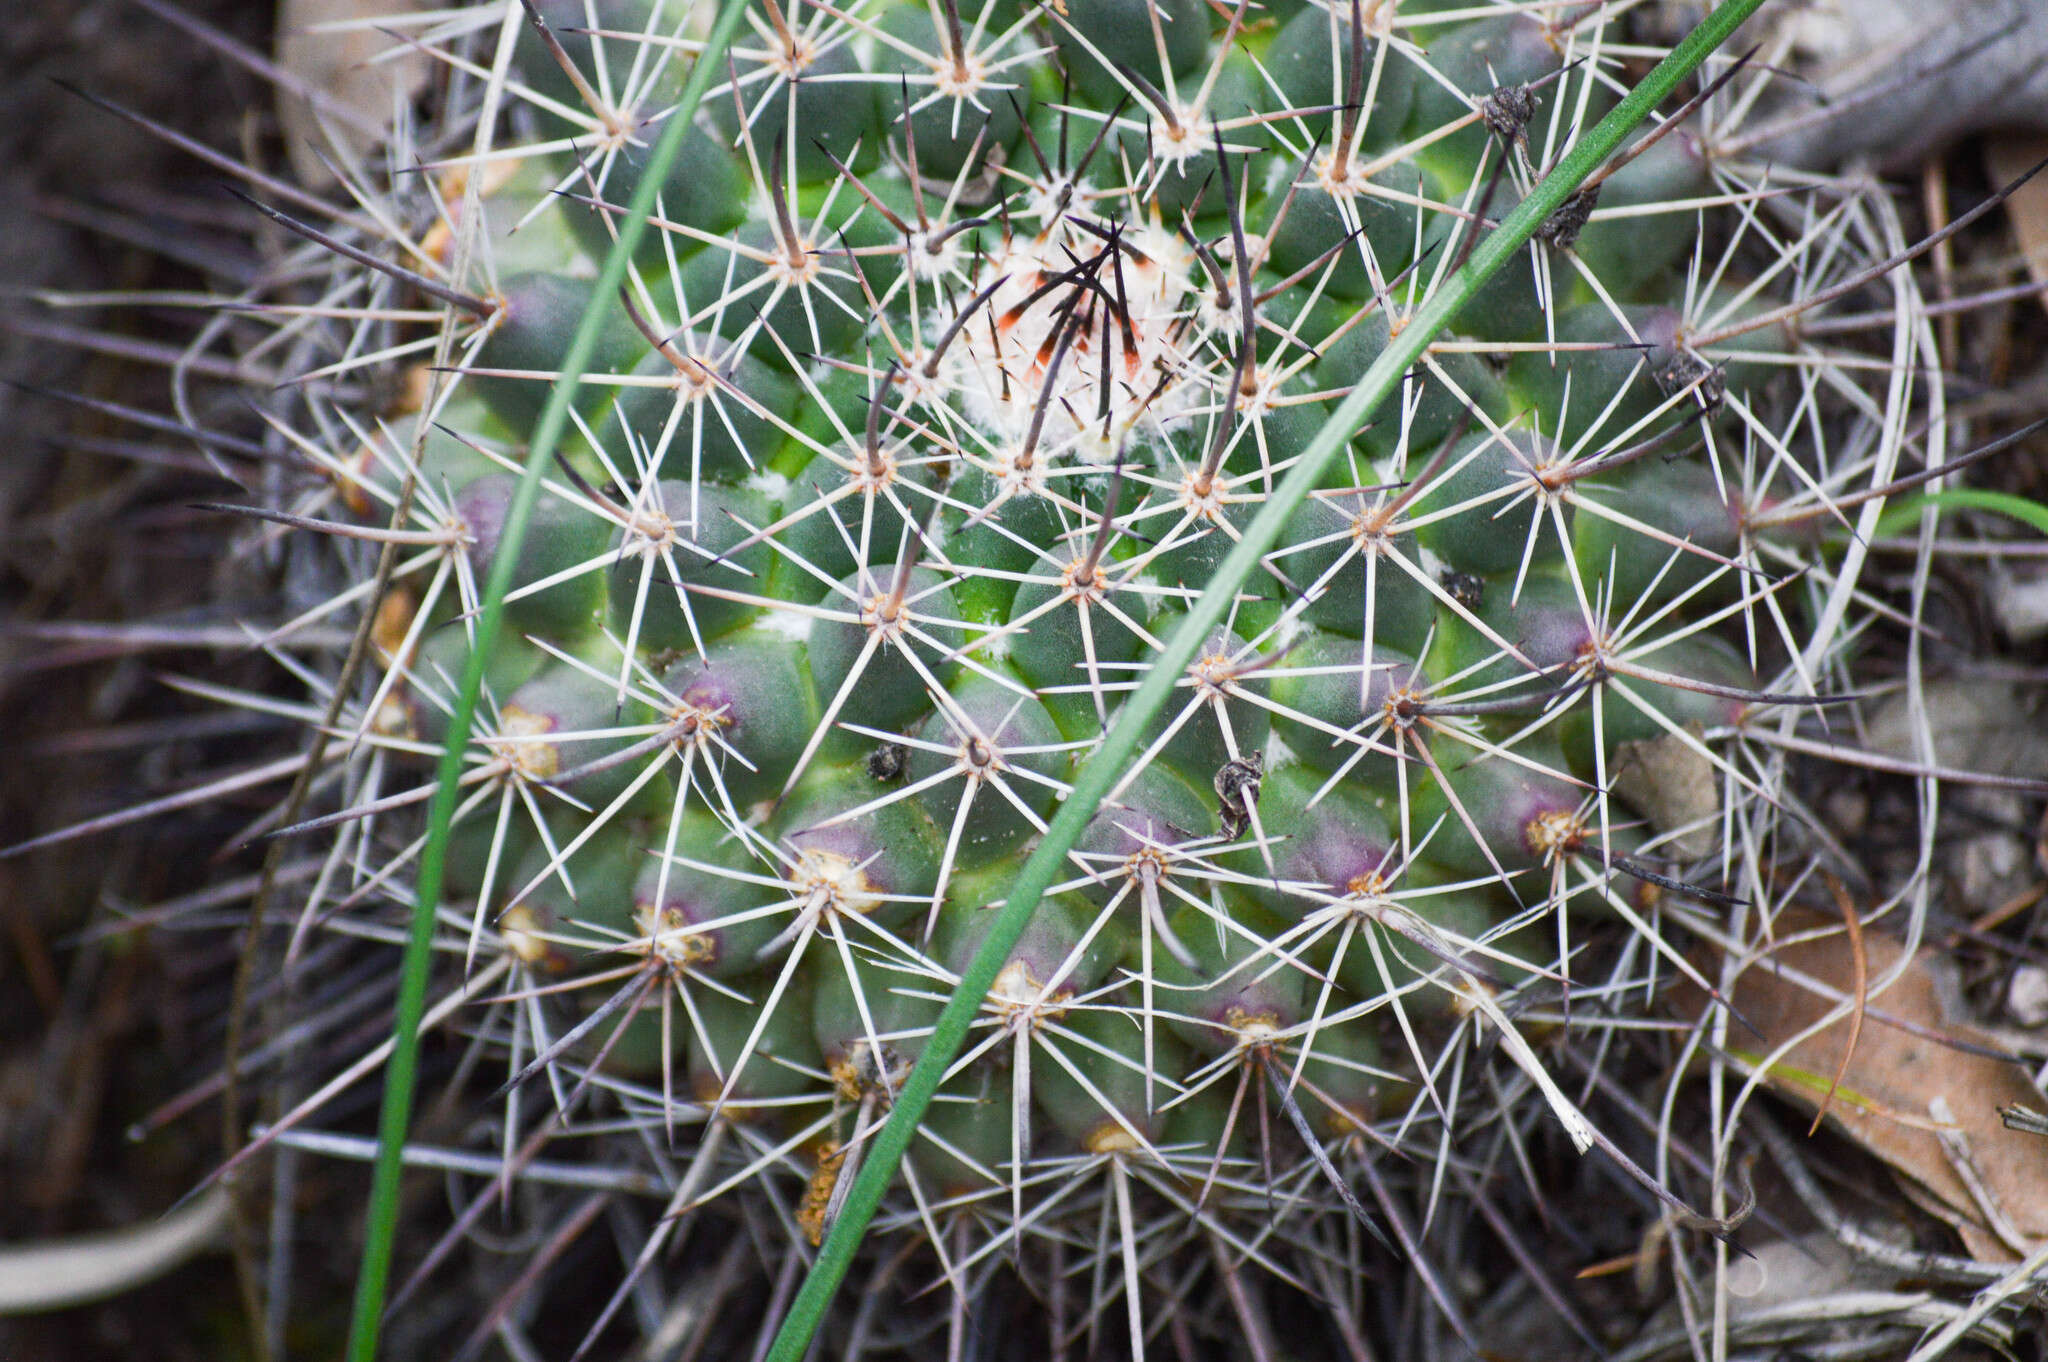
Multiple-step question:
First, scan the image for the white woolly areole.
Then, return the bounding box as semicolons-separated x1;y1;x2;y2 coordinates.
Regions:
942;214;1212;467
759;606;814;643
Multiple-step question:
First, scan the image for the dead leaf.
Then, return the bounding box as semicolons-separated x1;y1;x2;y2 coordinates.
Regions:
276;0;430;187
1677;910;2048;1260
1805;877;1868;1135
1986;134;2048;319
1612;723;1718;860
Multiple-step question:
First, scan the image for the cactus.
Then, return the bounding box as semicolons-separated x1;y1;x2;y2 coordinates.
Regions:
27;0;2031;1354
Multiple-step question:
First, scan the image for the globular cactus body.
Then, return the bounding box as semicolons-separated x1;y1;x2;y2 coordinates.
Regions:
153;0;1962;1350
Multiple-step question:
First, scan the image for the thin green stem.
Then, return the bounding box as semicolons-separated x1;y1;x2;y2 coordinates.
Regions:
1871;488;2048;539
341;2;754;1358
765;2;1770;1356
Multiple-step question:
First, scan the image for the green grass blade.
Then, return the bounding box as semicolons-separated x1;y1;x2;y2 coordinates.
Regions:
341;3;754;1358
1872;488;2048;539
765;1;1771;1357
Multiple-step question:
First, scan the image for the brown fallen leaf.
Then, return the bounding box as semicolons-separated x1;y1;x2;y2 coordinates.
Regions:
1676;908;2048;1261
1805;877;1867;1135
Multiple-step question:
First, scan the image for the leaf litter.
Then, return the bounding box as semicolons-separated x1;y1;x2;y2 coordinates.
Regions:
1677;900;2048;1262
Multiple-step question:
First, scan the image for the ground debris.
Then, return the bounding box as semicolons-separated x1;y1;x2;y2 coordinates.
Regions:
1677;909;2048;1261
